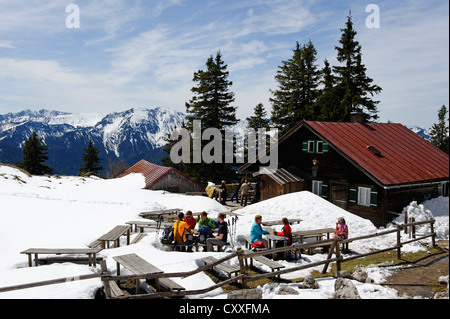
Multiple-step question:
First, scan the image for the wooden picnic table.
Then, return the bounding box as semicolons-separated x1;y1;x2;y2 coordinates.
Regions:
97;225;131;249
20;248;102;267
292;228;336;243
126;220;156;232
261;218;302;227
113;253;184;294
139;208;181;219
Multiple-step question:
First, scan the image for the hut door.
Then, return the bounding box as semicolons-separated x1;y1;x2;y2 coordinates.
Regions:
331;184;347;210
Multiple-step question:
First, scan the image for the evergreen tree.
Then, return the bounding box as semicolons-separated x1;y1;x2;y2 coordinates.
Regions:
430;105;449;154
79;139;103;175
333;13;382;122
315;59;343;121
270;40;320;134
17;131;52;175
181;51;238;184
246;103;270;131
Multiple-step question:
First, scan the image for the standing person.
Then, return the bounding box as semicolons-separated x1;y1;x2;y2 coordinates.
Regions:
206;213;228;251
219;180;228;205
230;179;244;203
240;180;250;206
250;215;268;250
333;217;349;239
173;212;194;252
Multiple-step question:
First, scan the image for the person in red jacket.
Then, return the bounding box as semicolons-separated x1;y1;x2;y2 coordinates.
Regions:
183;210;197;230
274;217;292;246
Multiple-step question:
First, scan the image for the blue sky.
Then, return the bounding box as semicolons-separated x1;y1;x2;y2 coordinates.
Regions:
0;0;448;128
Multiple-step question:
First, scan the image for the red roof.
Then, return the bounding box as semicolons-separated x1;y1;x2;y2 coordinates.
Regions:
304;121;449;186
118;159;188;189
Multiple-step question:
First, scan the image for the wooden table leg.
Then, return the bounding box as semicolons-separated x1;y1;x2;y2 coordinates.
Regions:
34;254;39;267
27;254;32;267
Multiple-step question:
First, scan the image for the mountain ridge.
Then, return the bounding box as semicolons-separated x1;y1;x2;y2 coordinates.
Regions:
0;107;433;176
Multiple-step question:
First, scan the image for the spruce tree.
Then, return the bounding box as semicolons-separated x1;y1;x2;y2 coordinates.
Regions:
315;59;344;121
430;105;449;154
79;140;103;176
270;40;320;134
182;51;238;184
17;131;53;175
246;103;270;131
333;13;382;122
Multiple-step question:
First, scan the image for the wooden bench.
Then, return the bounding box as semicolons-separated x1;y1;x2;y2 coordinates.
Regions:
130;233;147;245
162;243;207;252
20;248;102;267
201;256;240;279
252;255;285;278
98;225;131;249
126;220;156;232
244;235;267;251
139;208;181;220
112;253;185;294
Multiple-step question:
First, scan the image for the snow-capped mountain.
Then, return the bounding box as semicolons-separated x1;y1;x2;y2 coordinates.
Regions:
0;107;185;175
0;107;434;176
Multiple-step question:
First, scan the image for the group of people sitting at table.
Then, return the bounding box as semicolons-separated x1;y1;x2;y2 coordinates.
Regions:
172;211;228;252
249;214;349;252
172;210;348;254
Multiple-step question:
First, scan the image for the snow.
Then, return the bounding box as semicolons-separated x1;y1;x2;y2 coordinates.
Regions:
0;164;448;299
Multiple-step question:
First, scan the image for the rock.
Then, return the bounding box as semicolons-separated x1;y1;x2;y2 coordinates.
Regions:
227;289;262;299
336;270;352;279
334;278;361;299
438;275;449;285
352;265;368;283
302;275;319;289
277;286;299;295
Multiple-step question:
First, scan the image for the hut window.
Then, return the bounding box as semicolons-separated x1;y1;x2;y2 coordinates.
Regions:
357;187;371;207
303;141;329;154
312;180;323;197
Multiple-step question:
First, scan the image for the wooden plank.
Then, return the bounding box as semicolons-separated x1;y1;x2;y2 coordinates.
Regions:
201;256;240;278
109;281;124;297
253;255;285;271
159;278;185;291
21;248;102;255
113;254;163;275
131;233;147;245
98;225;131;241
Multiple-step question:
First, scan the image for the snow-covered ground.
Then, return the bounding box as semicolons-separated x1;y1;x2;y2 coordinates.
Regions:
0;164;448;299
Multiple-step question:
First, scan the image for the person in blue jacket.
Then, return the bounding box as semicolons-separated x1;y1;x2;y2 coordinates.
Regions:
250;215;268;248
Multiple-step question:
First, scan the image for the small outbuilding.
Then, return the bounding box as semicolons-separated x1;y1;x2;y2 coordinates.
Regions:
118;159;203;193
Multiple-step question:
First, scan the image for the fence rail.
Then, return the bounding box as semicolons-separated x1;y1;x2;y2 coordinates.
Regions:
0;219;437;298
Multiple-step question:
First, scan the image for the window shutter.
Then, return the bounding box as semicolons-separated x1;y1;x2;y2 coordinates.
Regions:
321;183;329;199
349;187;357;204
302;141;308;152
370;190;378;207
322;143;329;153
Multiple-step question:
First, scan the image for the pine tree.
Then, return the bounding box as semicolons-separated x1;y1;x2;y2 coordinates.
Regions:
270;41;320;134
17;131;53;175
333;13;382;122
430;105;449;154
79;139;103;176
182;51;238;184
246;103;270;131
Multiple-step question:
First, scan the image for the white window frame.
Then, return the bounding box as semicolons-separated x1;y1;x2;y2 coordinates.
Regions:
316;141;324;154
358;187;371;207
312;180;323;197
307;140;315;153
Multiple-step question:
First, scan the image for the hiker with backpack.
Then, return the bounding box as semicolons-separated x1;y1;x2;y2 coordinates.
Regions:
206;213;228;252
197;211;216;246
173;212;194;252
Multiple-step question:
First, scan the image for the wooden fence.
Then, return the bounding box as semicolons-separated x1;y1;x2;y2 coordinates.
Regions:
0;219;437;299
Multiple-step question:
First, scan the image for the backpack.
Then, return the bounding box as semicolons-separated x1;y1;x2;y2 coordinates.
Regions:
251;240;265;248
198;226;213;244
160;225;174;244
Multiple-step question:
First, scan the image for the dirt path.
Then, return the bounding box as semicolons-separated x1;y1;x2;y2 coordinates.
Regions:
383;242;449;298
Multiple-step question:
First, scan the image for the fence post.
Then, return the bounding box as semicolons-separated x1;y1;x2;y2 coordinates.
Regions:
411;217;416;239
430;219;436;248
335;240;341;273
404;210;408;234
396;225;402;259
236;248;247;288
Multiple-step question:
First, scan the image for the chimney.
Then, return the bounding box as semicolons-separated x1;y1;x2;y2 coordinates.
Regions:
350;111;362;123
